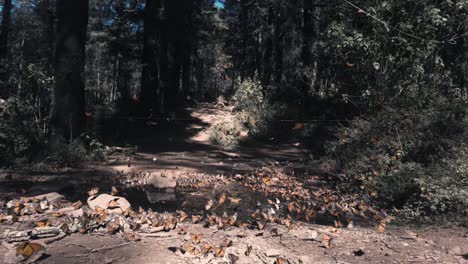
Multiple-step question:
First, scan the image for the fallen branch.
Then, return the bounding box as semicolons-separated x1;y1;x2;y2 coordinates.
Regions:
44;232;67;244
90;242;133;253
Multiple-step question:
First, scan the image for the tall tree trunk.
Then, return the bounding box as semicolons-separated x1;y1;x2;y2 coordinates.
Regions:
240;0;249;81
302;0;320;94
50;0;89;142
140;0;160;116
181;0;194;102
0;0;12;59
273;2;284;84
462;17;468;101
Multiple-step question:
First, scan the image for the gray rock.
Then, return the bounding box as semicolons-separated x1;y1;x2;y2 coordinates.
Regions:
87;194;131;214
289;228;318;240
146;173;177;189
31;192;65;203
449;246;461;255
265;249;281;257
67;208;84;218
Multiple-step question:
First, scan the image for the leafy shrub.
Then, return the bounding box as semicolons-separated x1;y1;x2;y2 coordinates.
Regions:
0;97;46;166
45;134;108;167
231;79;285;137
323;94;468;221
210;118;244;150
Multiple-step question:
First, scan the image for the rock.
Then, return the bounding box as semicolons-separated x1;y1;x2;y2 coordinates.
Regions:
67;208;84;218
449;246;461;255
265;249;281;257
289;228;318;240
0;230;30;242
31;192;65;203
31;227;61;238
146;173;177;189
87;194;131;214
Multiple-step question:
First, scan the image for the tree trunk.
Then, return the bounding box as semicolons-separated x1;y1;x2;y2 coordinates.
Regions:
302;0;320;94
50;0;89;142
240;0;249;81
462;17;468;101
181;0;194;102
0;0;12;59
140;0;160;116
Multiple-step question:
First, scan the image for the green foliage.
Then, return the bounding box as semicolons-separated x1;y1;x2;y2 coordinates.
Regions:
45;134;109;167
0;97;46;166
232;79;285;137
210;118;244;150
324;94;468;220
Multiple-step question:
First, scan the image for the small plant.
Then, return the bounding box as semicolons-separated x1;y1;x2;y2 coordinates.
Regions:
322;94;468;222
210;118;244;150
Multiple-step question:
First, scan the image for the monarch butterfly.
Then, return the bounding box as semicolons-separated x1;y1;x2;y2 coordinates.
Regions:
191;233;203;244
16;242;44;259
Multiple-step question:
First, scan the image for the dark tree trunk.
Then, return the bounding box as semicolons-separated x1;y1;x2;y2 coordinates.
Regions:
302;0;320;94
181;0;194;102
0;0;12;59
240;0;249;81
462;17;468;101
140;0;160;115
262;8;274;86
273;2;284;84
163;0;192;114
50;0;89;142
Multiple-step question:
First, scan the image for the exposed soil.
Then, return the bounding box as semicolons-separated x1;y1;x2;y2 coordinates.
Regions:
1;103;467;264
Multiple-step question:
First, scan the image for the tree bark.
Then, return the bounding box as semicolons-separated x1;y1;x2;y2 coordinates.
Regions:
0;0;12;59
181;0;194;102
462;17;468;101
50;0;89;142
302;0;320;94
240;0;249;81
140;0;160;116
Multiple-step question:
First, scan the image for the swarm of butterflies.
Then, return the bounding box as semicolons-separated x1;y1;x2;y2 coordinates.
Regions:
1;167;392;261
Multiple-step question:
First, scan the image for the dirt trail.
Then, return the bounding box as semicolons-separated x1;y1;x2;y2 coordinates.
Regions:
107;102;308;177
0;103;467;264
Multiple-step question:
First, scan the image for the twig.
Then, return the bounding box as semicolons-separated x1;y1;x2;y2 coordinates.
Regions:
139;233;173;238
90;242;133;253
43;232;67;244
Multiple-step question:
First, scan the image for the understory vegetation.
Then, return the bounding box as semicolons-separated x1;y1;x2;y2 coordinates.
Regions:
0;0;467;223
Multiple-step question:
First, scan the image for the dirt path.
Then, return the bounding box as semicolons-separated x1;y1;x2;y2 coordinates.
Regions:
1;103;467;264
108;102;308;176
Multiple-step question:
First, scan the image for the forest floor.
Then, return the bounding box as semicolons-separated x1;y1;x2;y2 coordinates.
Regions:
0;102;467;264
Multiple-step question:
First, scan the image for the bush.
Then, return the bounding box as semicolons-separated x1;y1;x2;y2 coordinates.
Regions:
322;94;468;221
231;79;285;137
45;134;109;167
210;118;245;150
0;97;46;166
